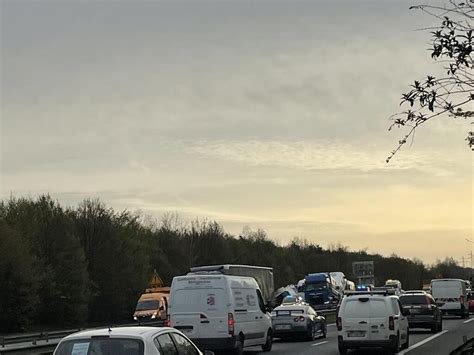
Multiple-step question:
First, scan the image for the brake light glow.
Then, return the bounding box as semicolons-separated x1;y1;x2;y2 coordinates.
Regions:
337;316;342;331
389;316;395;330
227;313;234;336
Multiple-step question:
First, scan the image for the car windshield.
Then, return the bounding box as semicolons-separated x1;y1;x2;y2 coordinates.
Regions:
136;300;160;310
399;295;427;305
306;282;327;291
55;338;144;355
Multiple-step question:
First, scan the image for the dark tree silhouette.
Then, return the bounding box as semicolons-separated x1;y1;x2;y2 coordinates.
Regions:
388;0;473;162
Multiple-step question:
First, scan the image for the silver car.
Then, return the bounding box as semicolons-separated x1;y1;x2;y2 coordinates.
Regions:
271;303;327;340
54;326;215;355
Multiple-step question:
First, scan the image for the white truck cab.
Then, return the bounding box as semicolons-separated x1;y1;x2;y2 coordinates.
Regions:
169;274;273;354
337;291;409;354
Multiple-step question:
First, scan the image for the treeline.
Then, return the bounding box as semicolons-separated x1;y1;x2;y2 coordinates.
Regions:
0;195;470;333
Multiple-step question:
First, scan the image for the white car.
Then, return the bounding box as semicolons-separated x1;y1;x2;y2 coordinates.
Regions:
337;292;409;354
53;326;215;355
170;273;273;355
271;303;327;340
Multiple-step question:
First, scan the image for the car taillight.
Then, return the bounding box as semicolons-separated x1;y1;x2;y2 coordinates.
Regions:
164;315;171;327
227;313;234;336
389;316;395;330
337;316;342;331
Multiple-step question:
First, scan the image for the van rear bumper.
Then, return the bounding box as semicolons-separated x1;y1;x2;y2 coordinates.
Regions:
190;336;237;351
338;335;397;349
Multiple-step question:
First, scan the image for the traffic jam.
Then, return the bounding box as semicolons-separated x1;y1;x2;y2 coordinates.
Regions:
53;264;473;355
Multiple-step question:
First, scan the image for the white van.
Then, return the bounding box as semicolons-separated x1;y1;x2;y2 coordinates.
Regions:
337;292;409;354
385;279;403;296
431;278;469;318
169;274;273;355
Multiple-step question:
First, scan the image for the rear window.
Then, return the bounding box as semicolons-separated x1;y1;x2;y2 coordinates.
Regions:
399;295;427;305
343;298;390;318
172;288;225;313
55;338;143;355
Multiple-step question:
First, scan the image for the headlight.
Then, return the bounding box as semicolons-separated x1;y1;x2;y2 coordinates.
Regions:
151;314;157;319
133;316;138;321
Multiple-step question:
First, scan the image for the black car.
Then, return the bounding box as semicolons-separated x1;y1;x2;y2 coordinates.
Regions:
399;291;443;333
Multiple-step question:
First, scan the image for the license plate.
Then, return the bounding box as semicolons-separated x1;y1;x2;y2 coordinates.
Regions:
348;331;366;337
275;325;292;330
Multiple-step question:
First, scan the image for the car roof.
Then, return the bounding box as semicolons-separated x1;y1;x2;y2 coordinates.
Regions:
62;327;173;341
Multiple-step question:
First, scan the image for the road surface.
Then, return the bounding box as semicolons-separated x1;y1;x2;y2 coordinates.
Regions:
244;316;474;355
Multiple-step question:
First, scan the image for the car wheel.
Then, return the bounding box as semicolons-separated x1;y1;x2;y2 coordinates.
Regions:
306;323;315;341
389;333;401;354
402;331;409;350
261;330;273;352
338;343;348;355
322;324;327;339
233;336;244;355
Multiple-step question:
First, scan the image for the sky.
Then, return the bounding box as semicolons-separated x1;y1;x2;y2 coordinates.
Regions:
1;0;472;264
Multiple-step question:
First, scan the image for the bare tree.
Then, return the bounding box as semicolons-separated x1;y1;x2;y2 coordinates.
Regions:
387;0;473;162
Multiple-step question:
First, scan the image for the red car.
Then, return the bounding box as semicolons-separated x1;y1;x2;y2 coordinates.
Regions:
469;292;474;313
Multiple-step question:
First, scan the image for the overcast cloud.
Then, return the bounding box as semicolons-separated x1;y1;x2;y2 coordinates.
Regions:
1;0;472;263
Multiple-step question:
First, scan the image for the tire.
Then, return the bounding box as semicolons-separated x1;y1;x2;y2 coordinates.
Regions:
338;343;348;355
321;324;327;339
306;324;315;341
389;333;401;354
261;330;273;352
402;331;410;350
431;323;438;333
233;337;244;355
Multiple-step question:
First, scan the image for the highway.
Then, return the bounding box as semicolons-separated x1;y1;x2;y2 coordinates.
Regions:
243;316;474;355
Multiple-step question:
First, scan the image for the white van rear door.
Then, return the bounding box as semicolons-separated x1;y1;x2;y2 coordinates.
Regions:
432;281;463;310
342;298;371;341
172;287;227;339
367;299;391;342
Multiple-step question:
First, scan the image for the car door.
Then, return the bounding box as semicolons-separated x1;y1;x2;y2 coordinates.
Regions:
256;289;270;345
394;299;409;343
